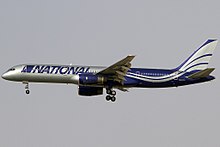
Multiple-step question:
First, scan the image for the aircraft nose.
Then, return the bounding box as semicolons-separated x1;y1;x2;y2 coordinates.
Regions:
2;73;7;80
2;72;10;80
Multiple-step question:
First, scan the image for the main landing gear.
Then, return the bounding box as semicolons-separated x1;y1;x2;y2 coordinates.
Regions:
105;88;116;102
23;82;30;94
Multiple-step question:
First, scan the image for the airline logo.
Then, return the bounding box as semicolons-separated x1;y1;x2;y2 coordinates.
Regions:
21;65;90;75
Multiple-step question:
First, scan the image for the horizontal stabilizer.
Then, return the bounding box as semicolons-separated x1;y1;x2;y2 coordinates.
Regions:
188;68;215;79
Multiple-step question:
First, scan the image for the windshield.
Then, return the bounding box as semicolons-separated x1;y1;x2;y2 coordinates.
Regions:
7;68;15;72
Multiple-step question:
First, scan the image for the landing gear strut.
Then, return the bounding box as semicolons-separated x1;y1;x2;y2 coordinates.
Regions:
106;88;116;102
23;82;30;94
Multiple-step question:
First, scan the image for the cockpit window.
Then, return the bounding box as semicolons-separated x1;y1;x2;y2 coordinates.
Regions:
7;68;15;72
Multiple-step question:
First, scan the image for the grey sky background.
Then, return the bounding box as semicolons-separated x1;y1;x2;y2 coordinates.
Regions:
0;0;220;146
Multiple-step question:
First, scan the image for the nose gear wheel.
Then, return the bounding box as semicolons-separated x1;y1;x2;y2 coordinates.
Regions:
23;82;30;95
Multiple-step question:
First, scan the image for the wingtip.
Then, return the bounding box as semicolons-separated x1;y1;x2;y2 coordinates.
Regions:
207;38;218;42
127;55;136;58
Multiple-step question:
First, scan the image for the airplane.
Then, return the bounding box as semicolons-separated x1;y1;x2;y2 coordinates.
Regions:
2;39;217;102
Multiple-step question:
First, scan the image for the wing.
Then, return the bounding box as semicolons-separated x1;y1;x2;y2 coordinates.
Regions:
187;68;215;79
97;55;135;84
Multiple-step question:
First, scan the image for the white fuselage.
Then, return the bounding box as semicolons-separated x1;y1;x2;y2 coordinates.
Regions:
2;64;106;84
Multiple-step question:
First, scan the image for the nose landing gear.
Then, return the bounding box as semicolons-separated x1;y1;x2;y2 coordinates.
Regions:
106;89;116;102
23;82;30;94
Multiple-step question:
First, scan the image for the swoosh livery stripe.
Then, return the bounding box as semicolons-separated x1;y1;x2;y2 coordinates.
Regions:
176;39;216;70
126;71;185;83
182;54;212;69
184;63;209;72
127;72;177;80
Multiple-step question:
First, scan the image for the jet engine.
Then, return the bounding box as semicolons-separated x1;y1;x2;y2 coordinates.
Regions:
79;74;106;85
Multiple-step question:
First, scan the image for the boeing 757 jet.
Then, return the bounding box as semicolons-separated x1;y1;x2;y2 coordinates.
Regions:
2;39;217;102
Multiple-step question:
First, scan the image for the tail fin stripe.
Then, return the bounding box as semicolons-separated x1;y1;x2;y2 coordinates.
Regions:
178;40;215;69
183;54;212;69
176;39;217;71
184;63;209;72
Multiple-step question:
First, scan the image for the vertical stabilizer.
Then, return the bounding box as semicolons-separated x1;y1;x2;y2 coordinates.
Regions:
176;39;218;72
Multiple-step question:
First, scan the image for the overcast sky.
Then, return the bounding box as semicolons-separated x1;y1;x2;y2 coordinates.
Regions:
0;0;220;146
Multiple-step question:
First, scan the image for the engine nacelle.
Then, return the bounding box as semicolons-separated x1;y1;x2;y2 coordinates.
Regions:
78;86;103;96
79;74;105;85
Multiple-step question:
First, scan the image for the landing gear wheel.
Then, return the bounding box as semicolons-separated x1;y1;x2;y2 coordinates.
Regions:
111;96;116;102
106;95;111;101
106;88;117;102
26;90;30;94
111;90;116;96
23;82;30;95
106;89;111;95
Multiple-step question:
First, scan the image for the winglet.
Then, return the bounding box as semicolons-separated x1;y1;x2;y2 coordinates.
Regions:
187;68;215;79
